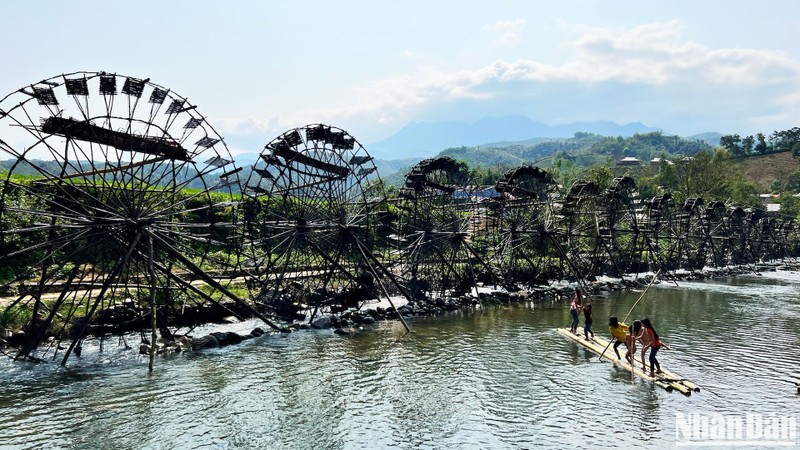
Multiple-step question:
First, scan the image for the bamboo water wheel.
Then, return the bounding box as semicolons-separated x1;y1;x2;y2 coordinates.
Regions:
395;156;496;299
557;180;604;278
0;72;253;365
490;165;561;287
702;201;731;267
597;176;645;276
242;124;402;322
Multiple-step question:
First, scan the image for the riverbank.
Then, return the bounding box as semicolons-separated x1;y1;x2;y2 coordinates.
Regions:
351;261;799;326
2;259;798;357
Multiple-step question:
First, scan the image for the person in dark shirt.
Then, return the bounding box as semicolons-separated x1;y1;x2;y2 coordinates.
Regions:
582;303;594;340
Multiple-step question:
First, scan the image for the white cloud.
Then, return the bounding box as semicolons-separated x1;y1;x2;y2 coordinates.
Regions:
749;90;800;129
215;116;282;137
346;20;800;119
563;20;800;85
484;19;526;46
218;20;800;142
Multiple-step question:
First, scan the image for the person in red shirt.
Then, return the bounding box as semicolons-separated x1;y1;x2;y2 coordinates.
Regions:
640;317;671;377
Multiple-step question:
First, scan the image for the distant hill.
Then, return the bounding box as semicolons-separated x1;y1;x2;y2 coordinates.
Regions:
0;158;230;192
733;151;800;191
232;151;262;168
688;132;723;148
376;131;714;187
226;120;721;183
366;115;661;160
373;157;420;180
439;133;608;168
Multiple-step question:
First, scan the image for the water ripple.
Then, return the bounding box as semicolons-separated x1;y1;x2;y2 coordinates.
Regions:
1;273;799;449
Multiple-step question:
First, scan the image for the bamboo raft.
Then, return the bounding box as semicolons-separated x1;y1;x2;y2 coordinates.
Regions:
556;328;700;396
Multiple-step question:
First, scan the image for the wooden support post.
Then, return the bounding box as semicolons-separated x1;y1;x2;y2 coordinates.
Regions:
353;238;412;333
144;228;281;331
148;235;157;373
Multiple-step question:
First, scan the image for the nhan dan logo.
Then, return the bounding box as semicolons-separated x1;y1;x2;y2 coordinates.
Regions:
675;412;796;446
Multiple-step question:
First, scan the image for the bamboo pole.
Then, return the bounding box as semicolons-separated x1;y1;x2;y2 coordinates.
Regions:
597;269;661;361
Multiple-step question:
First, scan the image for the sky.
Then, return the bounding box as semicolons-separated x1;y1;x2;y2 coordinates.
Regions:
2;1;799;156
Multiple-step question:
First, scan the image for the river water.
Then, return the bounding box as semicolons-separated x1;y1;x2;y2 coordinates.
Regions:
1;271;798;449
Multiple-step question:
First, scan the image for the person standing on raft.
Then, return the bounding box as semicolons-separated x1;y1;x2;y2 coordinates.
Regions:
625;320;643;365
608;316;628;360
582;302;595;340
640;317;670;377
569;290;582;334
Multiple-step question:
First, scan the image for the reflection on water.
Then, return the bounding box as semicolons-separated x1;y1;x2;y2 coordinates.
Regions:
1;272;799;449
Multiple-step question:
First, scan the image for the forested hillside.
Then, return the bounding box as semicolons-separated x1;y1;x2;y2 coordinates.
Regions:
381;131;712;187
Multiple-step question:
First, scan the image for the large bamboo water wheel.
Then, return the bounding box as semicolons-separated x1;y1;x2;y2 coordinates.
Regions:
242;124;403;322
395;156;497;298
597;176;645;276
489;165;561;287
774;218;795;258
671;198;707;270
702;201;732;267
557;180;604;278
0;72;258;365
638;193;677;271
727;206;750;265
748;210;782;262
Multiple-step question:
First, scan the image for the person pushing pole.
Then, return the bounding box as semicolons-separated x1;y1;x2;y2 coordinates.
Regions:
607;315;628;360
598;270;661;361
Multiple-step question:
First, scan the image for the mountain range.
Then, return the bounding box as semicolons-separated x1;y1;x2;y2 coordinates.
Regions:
365;115;663;160
228;116;721;181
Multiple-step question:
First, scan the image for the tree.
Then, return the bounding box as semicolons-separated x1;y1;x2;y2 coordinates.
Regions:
655;149;754;204
584;165;613;189
727;177;760;207
779;194;800;220
755;133;768;154
741;135;755;155
469;165;508;185
786;170;800;192
771;127;800;154
551;157;577;189
634;174;660;200
720;134;742;156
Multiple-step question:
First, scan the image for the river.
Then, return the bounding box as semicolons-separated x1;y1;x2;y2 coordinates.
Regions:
1;270;798;449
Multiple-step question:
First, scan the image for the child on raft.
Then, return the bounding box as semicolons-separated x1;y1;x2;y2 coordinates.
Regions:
640;317;670;377
582;302;594;340
625;320;643;365
569;290;582;334
607;316;629;360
